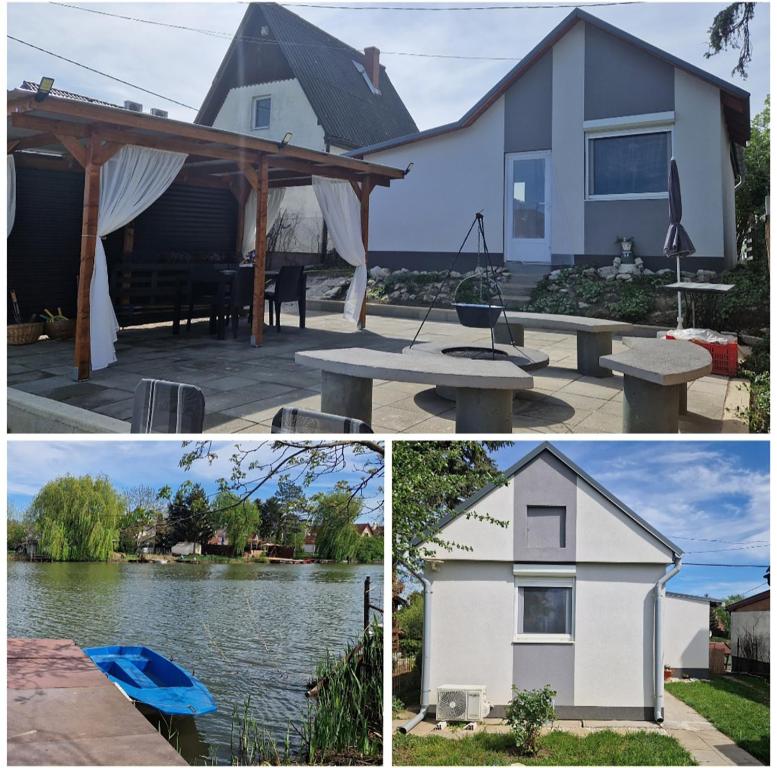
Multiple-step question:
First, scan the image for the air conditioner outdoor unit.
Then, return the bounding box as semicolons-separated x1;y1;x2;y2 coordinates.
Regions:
150;108;168;118
436;685;490;722
124;100;143;112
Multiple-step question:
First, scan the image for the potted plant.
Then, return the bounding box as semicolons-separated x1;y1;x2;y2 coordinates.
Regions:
664;665;673;681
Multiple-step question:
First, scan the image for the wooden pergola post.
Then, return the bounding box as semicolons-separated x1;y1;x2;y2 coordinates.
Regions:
358;176;374;330
249;155;269;347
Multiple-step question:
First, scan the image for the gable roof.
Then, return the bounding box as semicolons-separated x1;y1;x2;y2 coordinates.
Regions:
426;441;682;557
350;7;750;158
196;3;418;149
727;590;770;612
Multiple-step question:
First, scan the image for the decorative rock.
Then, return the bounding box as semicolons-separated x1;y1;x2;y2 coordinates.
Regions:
616;273;633;281
598;266;618;278
657;268;672;275
696;269;717;281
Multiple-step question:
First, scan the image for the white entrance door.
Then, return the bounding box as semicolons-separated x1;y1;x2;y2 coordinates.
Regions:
504;151;551;263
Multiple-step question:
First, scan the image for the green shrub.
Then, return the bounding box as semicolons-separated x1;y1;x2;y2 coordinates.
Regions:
395;592;423;657
504;685;556;756
392;696;405;717
738;332;770;433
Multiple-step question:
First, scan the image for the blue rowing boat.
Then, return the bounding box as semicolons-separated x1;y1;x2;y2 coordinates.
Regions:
83;645;217;716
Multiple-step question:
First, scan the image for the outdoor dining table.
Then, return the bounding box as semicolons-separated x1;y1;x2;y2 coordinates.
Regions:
660;281;733;328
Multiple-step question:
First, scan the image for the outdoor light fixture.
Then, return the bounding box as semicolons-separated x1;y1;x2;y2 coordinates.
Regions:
35;77;55;102
404;161;414;175
279;131;293;149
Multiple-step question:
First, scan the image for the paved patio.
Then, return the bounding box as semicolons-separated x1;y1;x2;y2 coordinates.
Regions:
8;310;748;433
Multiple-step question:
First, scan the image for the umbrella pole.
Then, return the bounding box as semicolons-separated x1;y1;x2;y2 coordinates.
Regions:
676;256;683;329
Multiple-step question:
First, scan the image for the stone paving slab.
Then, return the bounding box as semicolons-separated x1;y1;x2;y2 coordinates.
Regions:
7;312;748;434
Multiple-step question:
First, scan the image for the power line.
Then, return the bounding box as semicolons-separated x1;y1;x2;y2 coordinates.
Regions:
282;1;644;10
685;544;770;554
7;35;198;110
683;562;770;568
673;535;769;544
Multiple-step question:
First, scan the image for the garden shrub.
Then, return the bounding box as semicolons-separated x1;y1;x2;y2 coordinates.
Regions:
504;684;556;756
738;332;770;433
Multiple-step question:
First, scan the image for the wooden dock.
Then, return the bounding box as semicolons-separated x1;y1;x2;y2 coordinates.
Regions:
8;638;187;766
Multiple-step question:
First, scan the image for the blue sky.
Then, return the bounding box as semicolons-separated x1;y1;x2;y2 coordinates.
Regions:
491;441;770;601
7;440;384;522
6;2;770;130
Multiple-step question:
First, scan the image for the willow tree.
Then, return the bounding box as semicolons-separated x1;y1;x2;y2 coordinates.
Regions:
310;485;363;562
30;475;124;561
213;490;261;556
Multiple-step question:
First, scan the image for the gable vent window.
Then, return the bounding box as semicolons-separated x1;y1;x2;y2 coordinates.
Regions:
526;506;566;549
252;96;271;130
352;60;381;96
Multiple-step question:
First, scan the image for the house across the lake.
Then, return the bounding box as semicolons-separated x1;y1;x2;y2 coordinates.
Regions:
352;8;749;275
417;442;710;721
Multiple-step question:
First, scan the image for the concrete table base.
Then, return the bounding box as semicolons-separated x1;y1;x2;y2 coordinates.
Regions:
455;388;514;433
321;371;372;424
622;376;683;433
577;331;613;377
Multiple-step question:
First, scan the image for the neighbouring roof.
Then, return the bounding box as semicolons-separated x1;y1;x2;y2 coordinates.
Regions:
422;442;683;557
350;7;750;158
20;80;119;108
196;2;418;149
727;590;770;612
667;591;720;605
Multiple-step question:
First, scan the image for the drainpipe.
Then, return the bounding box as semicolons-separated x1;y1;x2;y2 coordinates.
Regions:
654;554;682;722
398;562;433;734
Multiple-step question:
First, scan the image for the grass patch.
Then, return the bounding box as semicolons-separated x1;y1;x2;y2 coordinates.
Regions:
393;729;694;766
666;674;769;764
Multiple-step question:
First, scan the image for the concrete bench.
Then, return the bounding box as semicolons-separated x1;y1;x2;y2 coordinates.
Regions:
599;339;713;433
295;347;533;433
495;312;631;377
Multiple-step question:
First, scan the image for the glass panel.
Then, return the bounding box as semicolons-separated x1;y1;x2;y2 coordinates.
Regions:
254;98;271;129
591;131;670;195
523;586;571;634
512;158;545;239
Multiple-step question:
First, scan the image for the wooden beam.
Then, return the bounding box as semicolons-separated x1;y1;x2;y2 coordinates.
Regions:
251;155;269;347
11;113;88;138
74;140;101;380
56;135;87;168
7;94;37;115
9;134;59;152
7;140;20;154
358;176;374;330
91;139;124;166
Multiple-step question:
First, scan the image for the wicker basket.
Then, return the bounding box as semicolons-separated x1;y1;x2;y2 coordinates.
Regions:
45;318;76;340
8;321;44;346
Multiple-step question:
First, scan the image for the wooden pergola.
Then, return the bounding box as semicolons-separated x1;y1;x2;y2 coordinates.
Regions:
7;90;405;380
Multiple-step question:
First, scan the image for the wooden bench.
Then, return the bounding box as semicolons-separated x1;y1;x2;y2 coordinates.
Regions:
599;338;713;433
495;312;631;377
295;347;533;433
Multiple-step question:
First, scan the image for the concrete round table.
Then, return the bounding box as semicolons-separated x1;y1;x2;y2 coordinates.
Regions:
403;341;549;401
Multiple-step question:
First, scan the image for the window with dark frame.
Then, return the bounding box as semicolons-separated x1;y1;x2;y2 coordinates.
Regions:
253;97;271;130
588;130;671;197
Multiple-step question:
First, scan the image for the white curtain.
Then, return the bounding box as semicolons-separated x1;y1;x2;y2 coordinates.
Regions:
241;187;285;257
92;146;186;370
312;176;365;324
7;155;16;238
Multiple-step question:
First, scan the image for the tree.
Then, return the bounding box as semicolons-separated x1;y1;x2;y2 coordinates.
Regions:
356;535;384;564
393;441;509;571
714;594;744;637
213;490;261;556
395;591;423;657
29;475;124;561
311;485;363;562
706;3;756;78
166;481;214;546
118;485;163;554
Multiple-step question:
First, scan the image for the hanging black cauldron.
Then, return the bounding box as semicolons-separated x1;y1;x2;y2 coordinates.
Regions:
452;274;503;328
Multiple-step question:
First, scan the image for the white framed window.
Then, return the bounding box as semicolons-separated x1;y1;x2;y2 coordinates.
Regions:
585;126;672;200
514;564;575;643
252;96;272;130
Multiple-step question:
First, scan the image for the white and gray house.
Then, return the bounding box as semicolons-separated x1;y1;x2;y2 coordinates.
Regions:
413;442;711;723
352;9;750;278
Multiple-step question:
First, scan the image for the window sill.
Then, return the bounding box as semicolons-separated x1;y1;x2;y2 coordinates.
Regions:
513;635;574;644
586;193;669;202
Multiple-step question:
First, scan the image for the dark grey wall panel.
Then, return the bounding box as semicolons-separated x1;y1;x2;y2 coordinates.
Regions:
513;452;577;562
584;199;668;258
367;250;505;270
513;643;574;704
504;51;553;152
584;24;674;120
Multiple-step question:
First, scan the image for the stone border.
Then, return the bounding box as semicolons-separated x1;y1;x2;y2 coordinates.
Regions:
8;388;130;433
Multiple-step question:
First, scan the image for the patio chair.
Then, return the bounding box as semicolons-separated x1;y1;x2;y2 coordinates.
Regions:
270;406;373;433
265;265;306;331
132;378;205;433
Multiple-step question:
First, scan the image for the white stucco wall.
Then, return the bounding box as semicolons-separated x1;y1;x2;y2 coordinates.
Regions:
664;596;710;670
673;68;727;259
574;563;664;707
364;98;506;256
720;110;738;267
551;21;586;256
731;611;770;662
426;560;515;705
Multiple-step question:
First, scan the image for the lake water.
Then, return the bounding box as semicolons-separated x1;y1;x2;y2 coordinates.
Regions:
8;560;383;764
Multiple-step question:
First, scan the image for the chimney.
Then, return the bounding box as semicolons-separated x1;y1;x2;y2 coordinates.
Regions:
363;47;381;89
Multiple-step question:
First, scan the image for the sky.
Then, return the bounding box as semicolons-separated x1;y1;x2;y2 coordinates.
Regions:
6;2;770;131
490;440;770;601
7;440;385;521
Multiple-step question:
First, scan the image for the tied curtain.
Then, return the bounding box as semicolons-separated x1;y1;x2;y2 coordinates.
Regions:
241;187;285;257
312;176;365;324
91;146;186;370
7;155;16;237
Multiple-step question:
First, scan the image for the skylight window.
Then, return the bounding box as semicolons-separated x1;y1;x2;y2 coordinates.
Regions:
352;60;381;96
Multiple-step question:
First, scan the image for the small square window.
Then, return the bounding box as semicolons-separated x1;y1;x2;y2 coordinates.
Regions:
253;97;271;130
526;506;565;548
522;586;572;635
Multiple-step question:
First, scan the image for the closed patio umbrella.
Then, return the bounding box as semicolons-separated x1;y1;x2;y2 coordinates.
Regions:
663;158;695;328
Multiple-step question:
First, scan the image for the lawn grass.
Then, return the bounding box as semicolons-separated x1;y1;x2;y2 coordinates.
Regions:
393;730;695;766
666;674;769;764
